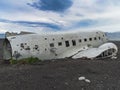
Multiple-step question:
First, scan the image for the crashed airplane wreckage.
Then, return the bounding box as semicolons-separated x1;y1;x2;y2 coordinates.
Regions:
3;31;118;60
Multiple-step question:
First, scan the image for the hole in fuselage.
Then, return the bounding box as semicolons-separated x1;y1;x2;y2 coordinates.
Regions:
3;39;12;60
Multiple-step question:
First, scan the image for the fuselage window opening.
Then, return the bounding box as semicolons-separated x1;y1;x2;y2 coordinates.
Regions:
20;43;24;48
94;37;97;40
65;41;70;47
72;40;76;46
50;43;54;47
79;39;82;42
58;42;62;46
89;38;92;41
45;48;47;51
99;37;101;40
84;38;87;42
103;34;105;37
35;45;39;50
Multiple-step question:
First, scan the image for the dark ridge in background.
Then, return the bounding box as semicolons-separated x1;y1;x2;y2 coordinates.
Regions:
0;34;5;38
106;32;120;41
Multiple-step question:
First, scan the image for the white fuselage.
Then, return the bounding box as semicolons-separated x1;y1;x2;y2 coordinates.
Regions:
4;31;108;60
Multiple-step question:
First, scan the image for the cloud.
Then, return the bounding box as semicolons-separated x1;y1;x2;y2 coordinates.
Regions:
0;22;61;33
0;0;120;33
15;21;61;30
28;0;73;12
0;19;61;30
75;19;97;27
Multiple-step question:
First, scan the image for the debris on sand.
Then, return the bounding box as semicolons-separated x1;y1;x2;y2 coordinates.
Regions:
111;56;117;59
78;76;91;83
78;76;85;80
85;79;91;83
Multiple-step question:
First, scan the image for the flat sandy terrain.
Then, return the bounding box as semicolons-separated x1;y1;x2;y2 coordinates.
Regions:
0;39;120;90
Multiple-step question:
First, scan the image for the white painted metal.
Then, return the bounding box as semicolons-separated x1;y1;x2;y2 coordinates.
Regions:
72;43;118;59
3;31;118;60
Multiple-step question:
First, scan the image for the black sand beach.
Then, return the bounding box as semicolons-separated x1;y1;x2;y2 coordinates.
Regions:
0;39;120;90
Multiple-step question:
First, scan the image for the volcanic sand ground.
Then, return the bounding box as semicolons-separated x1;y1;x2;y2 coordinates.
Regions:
0;39;120;90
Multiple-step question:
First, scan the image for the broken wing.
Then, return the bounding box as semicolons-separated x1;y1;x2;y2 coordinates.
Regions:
72;43;118;59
